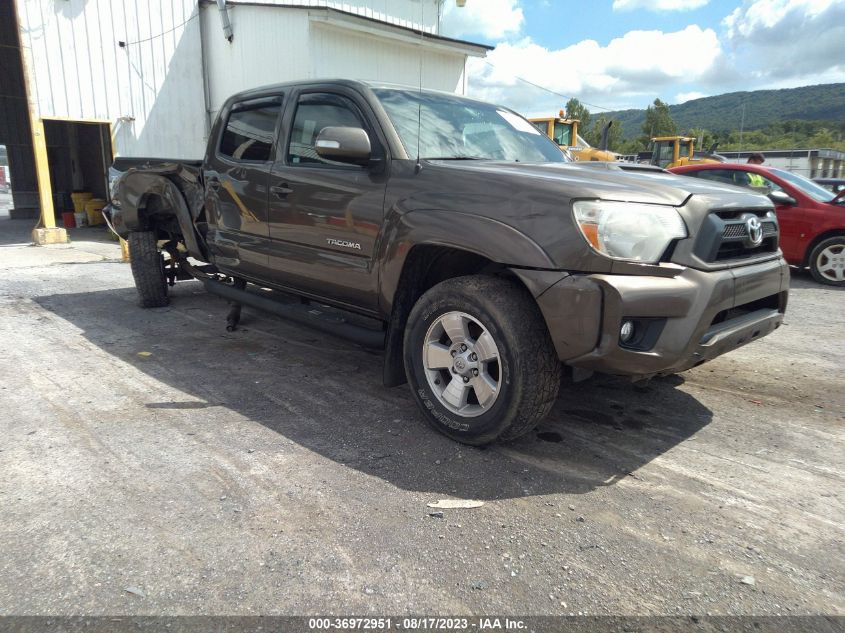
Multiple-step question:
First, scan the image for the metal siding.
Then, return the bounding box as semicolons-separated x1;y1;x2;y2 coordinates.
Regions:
201;5;312;120
309;21;466;93
15;0;468;159
16;0;207;158
202;4;465;124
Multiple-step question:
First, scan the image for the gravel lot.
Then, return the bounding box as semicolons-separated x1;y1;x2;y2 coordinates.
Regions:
0;218;842;617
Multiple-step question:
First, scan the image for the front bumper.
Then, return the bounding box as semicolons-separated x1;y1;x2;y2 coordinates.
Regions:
517;256;789;380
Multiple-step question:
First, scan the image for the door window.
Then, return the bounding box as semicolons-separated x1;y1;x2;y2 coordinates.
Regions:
288;93;366;167
219;100;282;162
691;169;741;186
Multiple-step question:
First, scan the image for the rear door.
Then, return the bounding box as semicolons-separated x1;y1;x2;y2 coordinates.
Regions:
266;89;388;313
203;95;283;278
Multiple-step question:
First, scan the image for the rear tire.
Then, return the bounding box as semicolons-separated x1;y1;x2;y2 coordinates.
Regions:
128;231;169;308
404;275;561;445
808;236;845;286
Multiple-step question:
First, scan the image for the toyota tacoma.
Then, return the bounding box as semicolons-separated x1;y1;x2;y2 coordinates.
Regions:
110;80;789;445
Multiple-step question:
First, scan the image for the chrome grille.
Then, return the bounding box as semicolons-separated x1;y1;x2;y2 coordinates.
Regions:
722;221;778;239
693;208;780;263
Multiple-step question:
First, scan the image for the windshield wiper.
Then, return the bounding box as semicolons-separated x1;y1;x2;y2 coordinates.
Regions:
423;156;488;161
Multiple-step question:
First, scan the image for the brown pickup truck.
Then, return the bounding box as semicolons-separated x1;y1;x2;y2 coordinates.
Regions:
109;79;789;445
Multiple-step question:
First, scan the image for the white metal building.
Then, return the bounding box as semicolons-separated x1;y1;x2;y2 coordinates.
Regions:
718;149;845;180
0;0;488;242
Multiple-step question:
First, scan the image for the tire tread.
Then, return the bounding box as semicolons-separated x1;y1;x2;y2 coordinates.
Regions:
128;231;169;308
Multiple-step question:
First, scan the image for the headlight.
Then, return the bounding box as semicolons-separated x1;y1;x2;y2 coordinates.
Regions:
572;200;687;263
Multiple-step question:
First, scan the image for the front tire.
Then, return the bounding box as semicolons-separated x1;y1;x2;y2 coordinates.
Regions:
128;231;169;307
404;275;561;445
809;236;845;286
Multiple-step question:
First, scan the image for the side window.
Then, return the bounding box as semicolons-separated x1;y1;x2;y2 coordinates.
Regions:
695;169;737;186
288;93;366;167
220;100;282;162
531;121;548;135
749;174;783;194
653;142;674;168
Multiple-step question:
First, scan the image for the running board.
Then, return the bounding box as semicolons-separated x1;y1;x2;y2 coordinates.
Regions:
201;279;386;349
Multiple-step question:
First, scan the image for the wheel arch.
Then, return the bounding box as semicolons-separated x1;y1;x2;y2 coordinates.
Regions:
120;172;205;259
378;209;555;313
380;238;550;389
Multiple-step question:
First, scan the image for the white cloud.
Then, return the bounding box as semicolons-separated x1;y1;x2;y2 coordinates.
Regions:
440;0;524;40
721;0;845;84
613;0;710;10
723;0;837;38
676;91;707;103
466;25;723;115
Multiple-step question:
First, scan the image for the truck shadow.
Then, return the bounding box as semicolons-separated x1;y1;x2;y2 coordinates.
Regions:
34;281;712;500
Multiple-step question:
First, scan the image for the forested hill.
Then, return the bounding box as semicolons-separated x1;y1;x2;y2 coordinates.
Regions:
607;83;845;139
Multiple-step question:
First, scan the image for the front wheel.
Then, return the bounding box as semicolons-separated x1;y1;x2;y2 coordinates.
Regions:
809;236;845;286
404;276;561;445
128;231;169;307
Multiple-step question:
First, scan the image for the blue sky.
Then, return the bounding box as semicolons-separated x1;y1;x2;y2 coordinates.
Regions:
439;0;845;117
523;0;729;50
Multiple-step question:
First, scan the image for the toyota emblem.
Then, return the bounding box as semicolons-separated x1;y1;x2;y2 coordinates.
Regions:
745;216;763;247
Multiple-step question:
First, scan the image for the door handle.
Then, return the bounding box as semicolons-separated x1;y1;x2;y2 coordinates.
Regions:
270;184;294;197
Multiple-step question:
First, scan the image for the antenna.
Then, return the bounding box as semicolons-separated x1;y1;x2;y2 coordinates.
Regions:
415;0;424;172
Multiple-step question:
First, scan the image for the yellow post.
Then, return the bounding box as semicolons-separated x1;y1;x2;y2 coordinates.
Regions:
32;118;54;228
13;0;67;246
30;118;67;245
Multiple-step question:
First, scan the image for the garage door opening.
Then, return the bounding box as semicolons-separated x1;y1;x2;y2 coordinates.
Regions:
43;120;112;230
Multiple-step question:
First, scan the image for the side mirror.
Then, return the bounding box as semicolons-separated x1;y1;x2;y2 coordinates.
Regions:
315;127;371;165
768;190;797;206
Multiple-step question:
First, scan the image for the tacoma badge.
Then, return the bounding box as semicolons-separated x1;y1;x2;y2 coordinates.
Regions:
326;238;362;250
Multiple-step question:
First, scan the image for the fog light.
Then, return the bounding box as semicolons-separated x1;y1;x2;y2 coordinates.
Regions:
620;320;635;343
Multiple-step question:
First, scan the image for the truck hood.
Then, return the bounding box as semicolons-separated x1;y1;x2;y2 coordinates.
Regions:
393;159;775;273
428;159;763;208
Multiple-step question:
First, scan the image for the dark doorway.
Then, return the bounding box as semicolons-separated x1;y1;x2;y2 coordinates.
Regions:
42;120;113;227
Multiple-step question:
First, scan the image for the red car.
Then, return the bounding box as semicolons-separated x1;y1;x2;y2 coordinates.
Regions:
669;163;845;285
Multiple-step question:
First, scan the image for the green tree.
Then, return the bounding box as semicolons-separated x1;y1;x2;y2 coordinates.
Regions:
641;98;677;144
565;98;591;130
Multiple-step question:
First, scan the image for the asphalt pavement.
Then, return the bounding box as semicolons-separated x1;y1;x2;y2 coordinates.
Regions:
0;216;842;617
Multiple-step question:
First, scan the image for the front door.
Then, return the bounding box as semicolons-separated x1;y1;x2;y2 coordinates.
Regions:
266;90;387;312
204;96;283;279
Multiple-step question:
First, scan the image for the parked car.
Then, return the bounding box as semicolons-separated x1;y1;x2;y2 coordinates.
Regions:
669;163;845;286
814;177;845;194
109;80;788;445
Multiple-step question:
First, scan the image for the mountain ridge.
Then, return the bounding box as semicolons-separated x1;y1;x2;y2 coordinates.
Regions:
604;83;845;139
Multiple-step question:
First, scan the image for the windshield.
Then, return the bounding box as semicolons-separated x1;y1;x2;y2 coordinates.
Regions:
771;168;839;203
373;88;566;163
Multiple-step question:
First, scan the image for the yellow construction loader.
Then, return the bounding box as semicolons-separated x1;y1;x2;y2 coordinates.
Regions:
649;136;724;169
529;111;616;162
